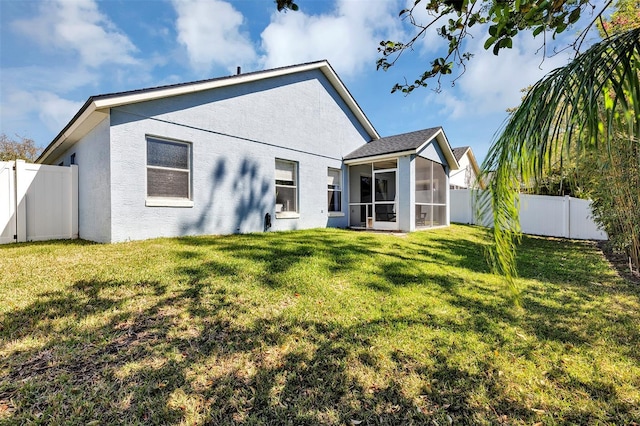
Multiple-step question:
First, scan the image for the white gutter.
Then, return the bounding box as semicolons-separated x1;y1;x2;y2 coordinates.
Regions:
343;150;416;165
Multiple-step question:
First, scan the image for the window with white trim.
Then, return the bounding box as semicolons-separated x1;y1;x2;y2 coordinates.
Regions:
275;159;298;214
327;168;342;212
146;137;191;200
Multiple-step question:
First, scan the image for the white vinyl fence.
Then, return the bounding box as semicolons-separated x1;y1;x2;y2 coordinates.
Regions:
451;189;607;240
1;160;78;243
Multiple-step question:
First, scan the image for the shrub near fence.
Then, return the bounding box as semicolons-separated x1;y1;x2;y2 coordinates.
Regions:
450;189;607;240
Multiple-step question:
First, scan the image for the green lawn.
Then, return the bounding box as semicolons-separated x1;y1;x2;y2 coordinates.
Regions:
0;225;638;425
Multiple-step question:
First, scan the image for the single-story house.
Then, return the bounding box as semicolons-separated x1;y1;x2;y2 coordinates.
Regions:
450;146;483;190
37;60;459;243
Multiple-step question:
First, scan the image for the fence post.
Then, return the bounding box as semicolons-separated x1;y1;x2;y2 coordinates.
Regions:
70;164;79;239
15;160;27;242
0;161;16;244
465;188;476;225
563;195;570;238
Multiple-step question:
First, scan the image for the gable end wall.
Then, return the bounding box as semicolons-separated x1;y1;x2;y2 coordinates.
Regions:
107;69;370;242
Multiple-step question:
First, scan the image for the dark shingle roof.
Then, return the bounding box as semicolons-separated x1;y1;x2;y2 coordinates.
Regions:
344;127;442;160
452;146;470;161
38;60;380;164
91;60;330;102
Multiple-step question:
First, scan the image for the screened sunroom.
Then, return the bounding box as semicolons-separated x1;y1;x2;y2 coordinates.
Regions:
343;127;459;232
347;159;399;231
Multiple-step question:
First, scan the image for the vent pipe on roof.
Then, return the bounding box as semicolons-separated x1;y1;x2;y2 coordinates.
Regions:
237;66;241;75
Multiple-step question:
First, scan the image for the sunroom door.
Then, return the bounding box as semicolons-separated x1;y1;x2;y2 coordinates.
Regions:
373;167;398;230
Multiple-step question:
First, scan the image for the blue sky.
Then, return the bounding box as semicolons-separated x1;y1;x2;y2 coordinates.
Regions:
0;0;601;163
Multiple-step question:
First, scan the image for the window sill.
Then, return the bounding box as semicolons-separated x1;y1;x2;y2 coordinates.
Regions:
275;212;300;219
146;198;194;207
328;212;345;217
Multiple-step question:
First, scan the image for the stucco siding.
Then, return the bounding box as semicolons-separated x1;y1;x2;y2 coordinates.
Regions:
107;70;367;242
51;117;111;242
417;140;447;165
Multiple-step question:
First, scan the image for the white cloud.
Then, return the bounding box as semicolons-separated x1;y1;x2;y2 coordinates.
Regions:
4;89;82;133
428;30;573;118
172;0;256;74
0;88;83;144
11;0;137;67
37;92;85;132
0;66;92;145
260;0;405;77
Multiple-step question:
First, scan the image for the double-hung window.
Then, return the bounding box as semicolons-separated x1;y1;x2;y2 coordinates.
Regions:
327;168;342;214
146;136;192;207
275;159;298;216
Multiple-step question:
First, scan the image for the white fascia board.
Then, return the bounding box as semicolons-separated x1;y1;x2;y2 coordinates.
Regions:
415;128;460;170
93;62;328;109
465;148;486;189
343;150;415;165
92;61;379;140
37;102;99;164
40;61;380;163
466;149;480;175
90;61;380;139
318;67;380;140
438;131;460;170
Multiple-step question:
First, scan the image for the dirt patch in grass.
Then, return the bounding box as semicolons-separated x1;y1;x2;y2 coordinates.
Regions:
598;241;640;286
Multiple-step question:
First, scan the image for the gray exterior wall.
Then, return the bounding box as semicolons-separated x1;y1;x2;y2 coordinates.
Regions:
107;69;370;242
417;139;447;165
398;155;413;232
51;117;111;242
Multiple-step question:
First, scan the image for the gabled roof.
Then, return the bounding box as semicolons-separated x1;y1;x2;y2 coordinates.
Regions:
343;127;459;170
451;145;485;189
452;146;470;161
37;60;379;164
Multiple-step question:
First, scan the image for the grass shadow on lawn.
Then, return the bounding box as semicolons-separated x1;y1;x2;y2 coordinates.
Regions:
1;226;639;424
413;226;640;349
1;277;485;424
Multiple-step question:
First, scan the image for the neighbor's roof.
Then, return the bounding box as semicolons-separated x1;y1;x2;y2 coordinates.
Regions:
37;60;380;164
452;146;470;161
344;127;459;170
451;145;485;189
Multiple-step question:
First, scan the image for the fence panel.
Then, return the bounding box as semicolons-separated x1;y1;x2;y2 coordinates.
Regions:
450;190;607;240
1;160;78;244
450;189;493;227
450;189;473;224
569;197;608;240
0;161;16;244
519;194;568;238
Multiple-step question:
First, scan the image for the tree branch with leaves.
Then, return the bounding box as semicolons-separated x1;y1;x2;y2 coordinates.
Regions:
0;134;41;162
377;0;612;93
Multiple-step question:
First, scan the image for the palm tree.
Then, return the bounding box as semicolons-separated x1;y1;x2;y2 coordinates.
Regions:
479;28;640;299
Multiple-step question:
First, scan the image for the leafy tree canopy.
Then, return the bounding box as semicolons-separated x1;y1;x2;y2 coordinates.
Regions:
275;0;626;93
599;0;640;36
0;134;41;162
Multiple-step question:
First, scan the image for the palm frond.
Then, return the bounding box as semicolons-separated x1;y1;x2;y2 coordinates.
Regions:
479;28;640;299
